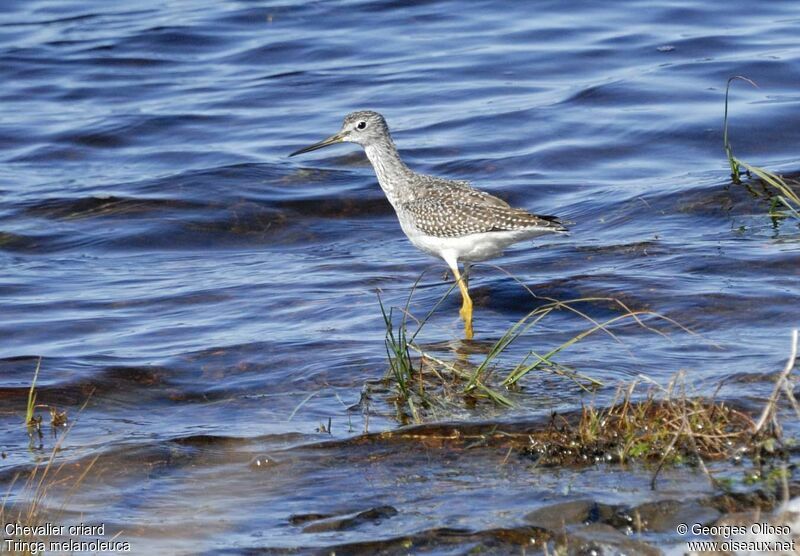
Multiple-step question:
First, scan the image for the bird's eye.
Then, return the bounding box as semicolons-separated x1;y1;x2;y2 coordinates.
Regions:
356;121;367;130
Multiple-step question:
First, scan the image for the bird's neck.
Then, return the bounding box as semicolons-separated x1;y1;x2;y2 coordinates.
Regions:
364;140;411;205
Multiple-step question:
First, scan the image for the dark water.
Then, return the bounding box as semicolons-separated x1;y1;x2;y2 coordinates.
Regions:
2;0;800;553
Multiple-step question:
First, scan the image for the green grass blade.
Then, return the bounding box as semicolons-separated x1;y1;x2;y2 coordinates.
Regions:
25;358;41;426
723;76;758;183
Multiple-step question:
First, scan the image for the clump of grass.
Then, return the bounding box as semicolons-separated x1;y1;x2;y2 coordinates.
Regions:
379;283;491;423
379;272;520;423
724;76;800;220
378;268;687;422
24;358;69;442
379;293;415;404
526;330;799;489
524;374;754;469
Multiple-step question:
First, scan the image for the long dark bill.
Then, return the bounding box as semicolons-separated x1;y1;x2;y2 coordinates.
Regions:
289;132;346;157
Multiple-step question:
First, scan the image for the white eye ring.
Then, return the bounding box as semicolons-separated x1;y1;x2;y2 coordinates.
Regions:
356;121;367;130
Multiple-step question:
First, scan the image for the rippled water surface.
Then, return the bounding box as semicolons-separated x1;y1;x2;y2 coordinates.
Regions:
2;0;800;553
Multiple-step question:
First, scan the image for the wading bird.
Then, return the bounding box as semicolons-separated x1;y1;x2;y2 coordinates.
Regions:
290;111;566;339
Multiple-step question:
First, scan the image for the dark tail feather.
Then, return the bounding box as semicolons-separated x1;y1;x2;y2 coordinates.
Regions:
537;214;569;232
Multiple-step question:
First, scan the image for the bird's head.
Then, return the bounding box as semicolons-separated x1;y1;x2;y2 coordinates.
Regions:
290;110;389;156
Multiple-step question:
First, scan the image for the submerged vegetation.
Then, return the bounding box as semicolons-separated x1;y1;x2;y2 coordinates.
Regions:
724;76;800;220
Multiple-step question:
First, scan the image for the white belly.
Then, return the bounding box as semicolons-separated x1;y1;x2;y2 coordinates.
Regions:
396;213;552;263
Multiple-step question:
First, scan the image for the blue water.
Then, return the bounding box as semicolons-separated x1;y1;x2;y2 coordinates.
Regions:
1;0;799;553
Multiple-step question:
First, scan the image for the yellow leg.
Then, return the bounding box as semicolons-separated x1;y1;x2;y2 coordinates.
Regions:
451;265;474;340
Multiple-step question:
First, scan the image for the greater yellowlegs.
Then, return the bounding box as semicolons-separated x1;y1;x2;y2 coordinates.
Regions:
290;111;566;339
